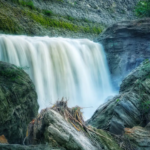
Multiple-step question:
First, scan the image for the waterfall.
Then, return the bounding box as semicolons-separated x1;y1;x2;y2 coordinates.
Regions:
0;34;113;119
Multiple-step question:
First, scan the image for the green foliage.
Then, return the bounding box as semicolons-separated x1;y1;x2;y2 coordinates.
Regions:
43;10;53;16
67;15;74;21
135;0;150;17
116;99;120;102
83;18;89;23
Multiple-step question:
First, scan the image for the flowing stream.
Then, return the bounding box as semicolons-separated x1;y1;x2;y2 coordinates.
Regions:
0;34;114;119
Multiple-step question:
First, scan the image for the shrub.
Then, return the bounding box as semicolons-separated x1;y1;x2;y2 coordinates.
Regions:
135;0;150;17
12;0;35;9
67;16;74;21
43;10;53;16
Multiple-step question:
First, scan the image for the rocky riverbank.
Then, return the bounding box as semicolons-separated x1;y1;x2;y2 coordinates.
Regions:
1;59;150;149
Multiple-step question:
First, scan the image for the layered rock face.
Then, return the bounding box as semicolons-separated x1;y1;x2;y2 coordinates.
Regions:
0;61;39;144
97;18;150;89
87;60;150;149
33;0;139;26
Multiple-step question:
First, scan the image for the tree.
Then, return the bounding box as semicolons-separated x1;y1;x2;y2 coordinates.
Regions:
135;0;150;17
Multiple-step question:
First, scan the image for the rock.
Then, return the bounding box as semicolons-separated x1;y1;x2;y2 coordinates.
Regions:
87;60;150;136
0;61;39;144
125;126;150;150
33;0;139;26
26;107;123;150
0;143;60;150
0;0;139;39
96;18;150;89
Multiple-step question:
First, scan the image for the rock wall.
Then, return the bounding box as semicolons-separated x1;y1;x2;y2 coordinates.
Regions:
33;0;139;26
96;18;150;89
0;0;139;38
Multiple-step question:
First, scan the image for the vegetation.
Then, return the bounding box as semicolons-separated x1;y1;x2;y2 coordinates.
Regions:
67;15;74;21
24;10;103;34
135;0;150;17
0;0;104;35
42;10;53;16
11;0;35;9
0;12;22;34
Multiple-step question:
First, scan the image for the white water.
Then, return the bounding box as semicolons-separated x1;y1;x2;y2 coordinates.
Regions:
0;34;114;119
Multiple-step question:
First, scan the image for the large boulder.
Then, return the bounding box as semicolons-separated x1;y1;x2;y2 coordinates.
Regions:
0;61;39;144
87;60;150;136
96;18;150;89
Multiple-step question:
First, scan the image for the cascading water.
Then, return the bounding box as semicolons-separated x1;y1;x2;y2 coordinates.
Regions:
0;34;114;119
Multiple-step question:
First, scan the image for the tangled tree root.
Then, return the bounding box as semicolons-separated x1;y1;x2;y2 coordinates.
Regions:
25;98;112;145
51;98;112;141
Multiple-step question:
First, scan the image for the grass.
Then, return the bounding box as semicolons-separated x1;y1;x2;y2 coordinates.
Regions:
24;10;103;34
0;12;22;34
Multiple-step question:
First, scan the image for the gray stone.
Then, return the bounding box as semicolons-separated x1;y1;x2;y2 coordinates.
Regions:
33;0;139;26
87;61;150;136
96;18;150;89
0;144;61;150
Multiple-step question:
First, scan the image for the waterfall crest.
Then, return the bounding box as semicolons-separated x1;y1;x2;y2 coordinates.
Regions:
0;34;113;119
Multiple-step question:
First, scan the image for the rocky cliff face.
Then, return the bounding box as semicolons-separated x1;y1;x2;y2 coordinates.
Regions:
96;18;150;89
33;0;139;26
0;0;139;39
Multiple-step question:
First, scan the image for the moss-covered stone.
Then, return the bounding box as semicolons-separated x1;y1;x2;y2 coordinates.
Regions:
0;61;39;144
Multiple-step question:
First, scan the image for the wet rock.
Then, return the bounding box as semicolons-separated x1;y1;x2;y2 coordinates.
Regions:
87;61;150;136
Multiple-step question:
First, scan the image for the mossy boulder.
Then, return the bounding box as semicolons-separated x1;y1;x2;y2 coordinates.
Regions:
0;61;39;144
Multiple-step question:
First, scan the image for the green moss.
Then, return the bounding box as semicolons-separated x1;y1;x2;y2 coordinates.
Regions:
97;129;122;150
